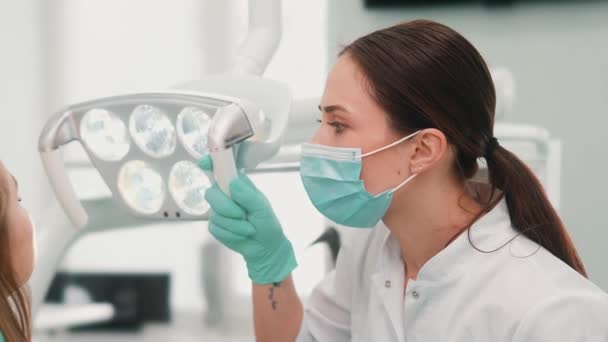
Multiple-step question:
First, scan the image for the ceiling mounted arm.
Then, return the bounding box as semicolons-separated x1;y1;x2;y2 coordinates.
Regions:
232;0;282;75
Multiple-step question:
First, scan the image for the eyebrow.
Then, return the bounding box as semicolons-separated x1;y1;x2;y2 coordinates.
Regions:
318;104;350;114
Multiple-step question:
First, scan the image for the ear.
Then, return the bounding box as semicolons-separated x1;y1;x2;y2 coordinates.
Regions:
409;128;447;174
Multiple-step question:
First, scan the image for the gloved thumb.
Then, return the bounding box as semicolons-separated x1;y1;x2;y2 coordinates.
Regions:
198;155;213;171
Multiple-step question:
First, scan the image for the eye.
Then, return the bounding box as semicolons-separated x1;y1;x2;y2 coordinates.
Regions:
317;117;347;134
329;121;346;133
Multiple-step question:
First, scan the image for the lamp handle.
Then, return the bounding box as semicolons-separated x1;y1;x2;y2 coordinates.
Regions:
211;148;238;196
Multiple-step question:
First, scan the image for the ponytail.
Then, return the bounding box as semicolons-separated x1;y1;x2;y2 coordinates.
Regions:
486;142;587;277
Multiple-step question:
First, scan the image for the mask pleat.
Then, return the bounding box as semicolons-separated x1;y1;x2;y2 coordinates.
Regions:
300;156;361;181
322;191;390;228
302;178;368;207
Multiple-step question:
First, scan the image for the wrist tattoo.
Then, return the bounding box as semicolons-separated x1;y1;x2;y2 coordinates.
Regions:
268;282;281;310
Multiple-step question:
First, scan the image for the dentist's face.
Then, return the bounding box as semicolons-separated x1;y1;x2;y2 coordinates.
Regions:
0;161;35;286
311;55;417;195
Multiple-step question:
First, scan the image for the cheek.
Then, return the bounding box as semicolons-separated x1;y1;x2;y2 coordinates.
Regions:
9;212;35;285
360;150;407;195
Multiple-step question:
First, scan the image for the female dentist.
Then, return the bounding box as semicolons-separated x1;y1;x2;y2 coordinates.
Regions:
199;20;608;341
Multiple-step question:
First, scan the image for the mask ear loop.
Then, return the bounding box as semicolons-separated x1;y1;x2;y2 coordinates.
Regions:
389;172;418;194
359;130;421;194
361;130;420;158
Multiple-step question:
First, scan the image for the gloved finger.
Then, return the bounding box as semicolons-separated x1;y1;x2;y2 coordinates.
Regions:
209;222;248;245
238;172;258;189
229;175;268;213
197;155;213;171
204;184;245;219
210;212;256;237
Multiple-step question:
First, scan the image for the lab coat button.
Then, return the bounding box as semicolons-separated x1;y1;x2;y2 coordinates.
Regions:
385;280;392;288
412;290;420;299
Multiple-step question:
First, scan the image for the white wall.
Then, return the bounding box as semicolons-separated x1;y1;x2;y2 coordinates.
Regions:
46;0;206;108
328;0;608;289
0;1;49;222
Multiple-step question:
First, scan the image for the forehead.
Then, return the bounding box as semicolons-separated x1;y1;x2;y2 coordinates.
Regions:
0;161;13;192
323;56;371;107
322;56;391;125
0;161;7;182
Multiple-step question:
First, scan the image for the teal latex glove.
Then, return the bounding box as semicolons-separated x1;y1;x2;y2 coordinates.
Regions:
198;156;297;284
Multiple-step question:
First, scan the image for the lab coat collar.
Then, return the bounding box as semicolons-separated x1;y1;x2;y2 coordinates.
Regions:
377;197;516;283
416;198;516;283
370;197;516;340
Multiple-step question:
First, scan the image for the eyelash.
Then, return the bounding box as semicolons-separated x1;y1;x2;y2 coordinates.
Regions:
316;119;346;134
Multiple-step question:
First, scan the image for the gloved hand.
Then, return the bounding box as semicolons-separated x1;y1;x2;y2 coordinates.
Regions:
198;155;297;284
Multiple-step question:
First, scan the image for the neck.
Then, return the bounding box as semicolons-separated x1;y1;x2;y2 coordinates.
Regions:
383;175;481;280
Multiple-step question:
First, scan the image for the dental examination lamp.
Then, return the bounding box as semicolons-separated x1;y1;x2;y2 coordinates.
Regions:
31;0;290;316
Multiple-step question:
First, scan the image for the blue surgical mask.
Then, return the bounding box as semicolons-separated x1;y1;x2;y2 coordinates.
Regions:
300;131;420;228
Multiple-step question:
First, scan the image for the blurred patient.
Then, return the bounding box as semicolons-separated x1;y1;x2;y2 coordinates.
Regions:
0;161;35;341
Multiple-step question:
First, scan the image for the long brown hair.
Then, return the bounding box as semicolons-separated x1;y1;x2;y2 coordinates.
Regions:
341;19;587;276
0;179;32;341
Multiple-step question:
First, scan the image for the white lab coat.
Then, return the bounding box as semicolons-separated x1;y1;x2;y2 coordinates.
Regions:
296;199;608;341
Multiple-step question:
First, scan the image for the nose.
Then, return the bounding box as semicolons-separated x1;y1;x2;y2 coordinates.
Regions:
309;126;325;145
